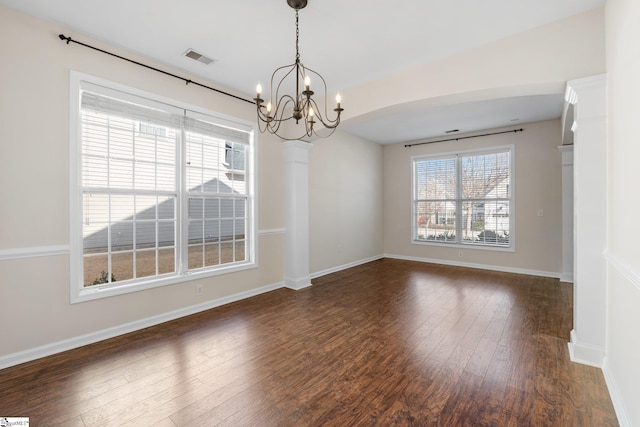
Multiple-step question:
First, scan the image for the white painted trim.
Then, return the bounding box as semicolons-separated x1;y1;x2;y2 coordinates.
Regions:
384;253;561;279
568;329;605;368
602;358;631;427
284;276;312;290
410;144;516;252
72;262;260;304
68;71;260;304
410;240;515;252
311;255;384;279
258;228;286;236
0;245;70;261
566;74;608;368
283;141;312;293
557;145;574;165
0;281;285;370
604;249;640;292
559;273;574;283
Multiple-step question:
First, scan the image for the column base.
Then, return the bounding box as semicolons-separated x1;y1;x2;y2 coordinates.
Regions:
285;275;312;290
568;329;606;368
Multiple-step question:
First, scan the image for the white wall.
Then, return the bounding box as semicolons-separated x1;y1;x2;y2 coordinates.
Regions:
384;120;563;276
309;131;384;275
604;0;640;424
0;6;285;361
341;8;605;124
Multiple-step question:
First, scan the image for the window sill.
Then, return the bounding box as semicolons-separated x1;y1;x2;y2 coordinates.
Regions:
411;239;515;253
71;261;257;303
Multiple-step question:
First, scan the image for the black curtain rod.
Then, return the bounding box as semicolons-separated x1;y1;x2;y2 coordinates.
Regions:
404;128;524;148
58;34;254;105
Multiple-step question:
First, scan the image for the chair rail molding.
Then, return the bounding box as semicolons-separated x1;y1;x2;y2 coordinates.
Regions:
0;245;70;261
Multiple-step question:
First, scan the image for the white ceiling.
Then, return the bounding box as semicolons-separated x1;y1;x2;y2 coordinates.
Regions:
0;0;604;144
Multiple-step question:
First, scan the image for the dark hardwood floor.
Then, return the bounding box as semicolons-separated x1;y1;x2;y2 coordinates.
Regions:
0;259;618;426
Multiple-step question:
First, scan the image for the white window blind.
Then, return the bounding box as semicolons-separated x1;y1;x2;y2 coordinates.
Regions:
413;147;513;248
185;114;248;270
73;76;255;300
80;87;180;286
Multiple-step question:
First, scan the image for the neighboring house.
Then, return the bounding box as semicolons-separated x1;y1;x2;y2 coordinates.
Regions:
83;128;246;252
479;177;510;235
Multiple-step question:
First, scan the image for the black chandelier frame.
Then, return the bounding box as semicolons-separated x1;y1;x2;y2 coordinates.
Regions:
254;0;343;140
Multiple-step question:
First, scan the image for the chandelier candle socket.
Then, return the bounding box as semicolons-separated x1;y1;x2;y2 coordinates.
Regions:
254;0;343;140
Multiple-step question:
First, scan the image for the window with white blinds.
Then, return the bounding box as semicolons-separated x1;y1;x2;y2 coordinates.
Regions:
413;146;513;249
70;74;255;302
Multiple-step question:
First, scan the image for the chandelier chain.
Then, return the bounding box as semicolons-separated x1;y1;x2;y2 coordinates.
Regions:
295;10;300;62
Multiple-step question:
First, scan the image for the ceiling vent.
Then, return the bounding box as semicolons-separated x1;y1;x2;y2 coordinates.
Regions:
184;49;215;65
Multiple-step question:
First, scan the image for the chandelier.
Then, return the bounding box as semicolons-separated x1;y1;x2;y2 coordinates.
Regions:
254;0;343;140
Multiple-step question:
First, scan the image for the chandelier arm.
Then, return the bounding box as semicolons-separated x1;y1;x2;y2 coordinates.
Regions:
272;65;300;120
302;65;338;122
273;95;297;123
270;62;297;93
273;76;296;110
268;98;297;135
274;100;294;125
313;126;338;139
307;98;340;129
256;104;272;124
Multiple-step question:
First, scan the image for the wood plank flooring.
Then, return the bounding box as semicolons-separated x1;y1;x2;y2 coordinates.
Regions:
0;259;618;426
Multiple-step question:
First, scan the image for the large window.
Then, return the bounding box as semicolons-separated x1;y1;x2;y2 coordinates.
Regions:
70;73;255;302
413;146;513;249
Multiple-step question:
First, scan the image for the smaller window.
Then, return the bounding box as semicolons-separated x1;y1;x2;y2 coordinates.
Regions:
412;146;514;249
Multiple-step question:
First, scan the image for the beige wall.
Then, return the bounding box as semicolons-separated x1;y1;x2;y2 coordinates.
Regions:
605;0;640;424
0;5;388;362
309;131;384;274
0;6;286;357
383;120;563;276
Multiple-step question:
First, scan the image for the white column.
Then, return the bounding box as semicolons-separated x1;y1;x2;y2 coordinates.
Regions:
565;74;607;367
557;145;574;283
283;140;313;290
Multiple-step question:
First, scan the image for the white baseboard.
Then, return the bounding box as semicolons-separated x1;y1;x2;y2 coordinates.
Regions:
602;358;631;427
311;254;384;279
567;329;605;368
383;253;561;279
0;281;284;370
284;276;312;290
559;272;574;283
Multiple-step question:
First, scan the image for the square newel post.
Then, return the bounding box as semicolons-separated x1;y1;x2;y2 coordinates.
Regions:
283;140;313;290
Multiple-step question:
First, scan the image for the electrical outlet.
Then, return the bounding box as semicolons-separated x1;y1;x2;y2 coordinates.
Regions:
458;251;463;257
537;209;544;217
196;284;203;296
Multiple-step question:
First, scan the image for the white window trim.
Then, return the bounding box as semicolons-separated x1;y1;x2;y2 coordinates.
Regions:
410;144;516;252
69;71;258;303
